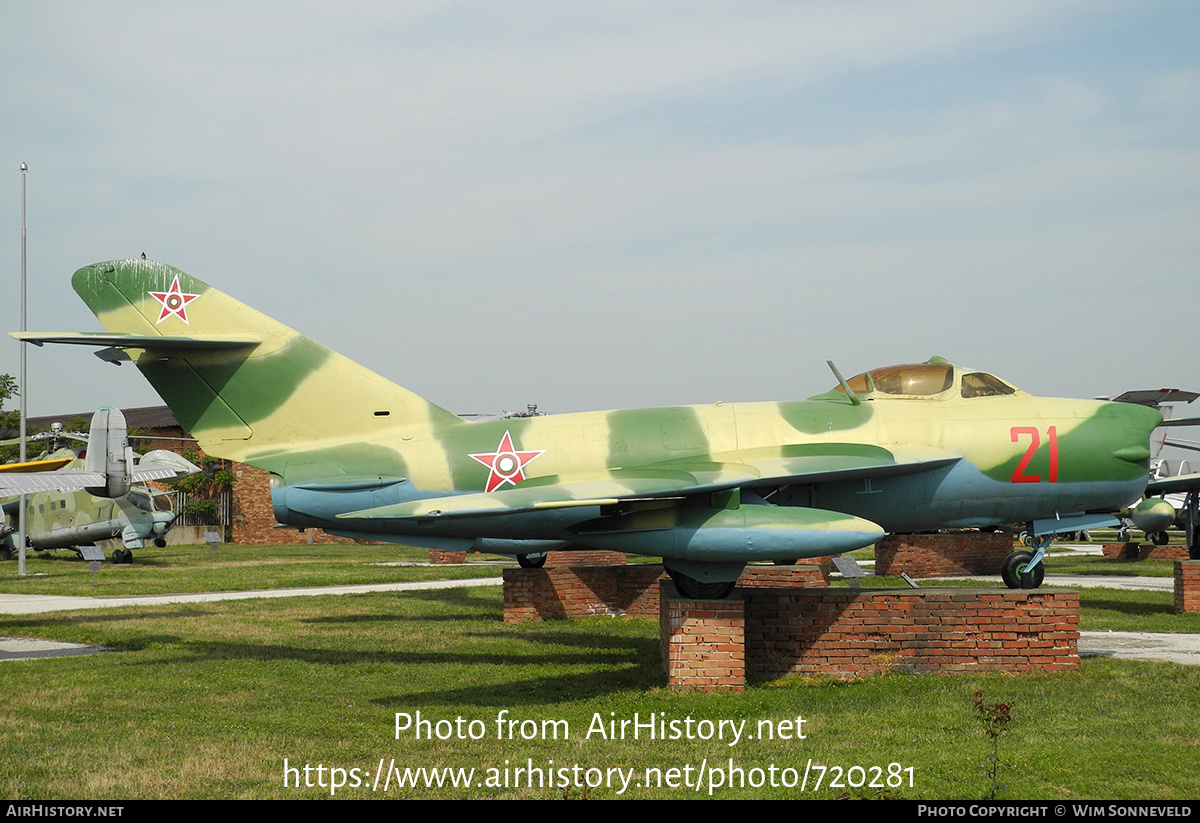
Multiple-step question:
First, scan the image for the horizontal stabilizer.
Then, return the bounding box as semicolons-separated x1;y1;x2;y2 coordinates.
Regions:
12;332;260;351
0;470;104;495
133;450;202;483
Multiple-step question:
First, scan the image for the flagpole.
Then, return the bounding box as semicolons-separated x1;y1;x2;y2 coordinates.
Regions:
18;162;28;576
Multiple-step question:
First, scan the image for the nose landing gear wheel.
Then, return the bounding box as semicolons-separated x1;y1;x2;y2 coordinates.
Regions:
1001;550;1044;589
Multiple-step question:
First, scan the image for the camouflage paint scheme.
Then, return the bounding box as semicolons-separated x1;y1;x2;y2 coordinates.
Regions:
0;407;195;562
0;455;176;561
16;260;1162;594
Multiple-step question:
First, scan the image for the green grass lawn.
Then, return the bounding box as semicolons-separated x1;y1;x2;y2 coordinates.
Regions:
0;543;506;596
1040;553;1178;578
1;544;1197;799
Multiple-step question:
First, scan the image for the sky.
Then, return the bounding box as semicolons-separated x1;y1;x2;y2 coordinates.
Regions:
2;2;1198;442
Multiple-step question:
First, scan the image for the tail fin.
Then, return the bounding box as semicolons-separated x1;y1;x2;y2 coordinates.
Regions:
65;260;461;463
82;406;132;497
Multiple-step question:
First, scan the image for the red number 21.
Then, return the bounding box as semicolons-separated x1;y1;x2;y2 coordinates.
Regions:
1010;426;1058;483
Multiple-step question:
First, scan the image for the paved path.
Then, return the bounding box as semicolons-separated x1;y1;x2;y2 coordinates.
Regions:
1040;574;1172;591
0;576;504;615
0;576;504;661
1077;631;1200;666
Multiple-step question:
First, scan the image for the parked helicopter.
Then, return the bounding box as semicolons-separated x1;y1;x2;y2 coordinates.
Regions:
0;407;199;563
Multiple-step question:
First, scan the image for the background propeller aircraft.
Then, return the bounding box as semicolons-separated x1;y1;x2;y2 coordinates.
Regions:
14;260;1172;596
0;407;199;562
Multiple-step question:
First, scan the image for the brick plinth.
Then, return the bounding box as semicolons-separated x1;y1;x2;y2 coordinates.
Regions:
1175;561;1200;614
735;564;830;588
546;550;626;566
875;532;1012;577
231;464;361;545
660;583;745;692
1146;545;1189;561
743;587;1079;681
502;563;831;623
1102;542;1141;559
1104;542;1188;561
503;566;666;622
429;549;466;564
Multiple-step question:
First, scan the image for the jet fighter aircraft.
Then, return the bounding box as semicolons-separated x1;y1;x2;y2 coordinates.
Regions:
15;260;1166;596
0;407;200;562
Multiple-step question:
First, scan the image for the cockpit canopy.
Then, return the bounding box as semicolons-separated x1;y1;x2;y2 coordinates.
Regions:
829;358;1019;400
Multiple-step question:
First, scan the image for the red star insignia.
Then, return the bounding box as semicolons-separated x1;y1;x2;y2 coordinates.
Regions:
469;430;545;493
149;275;200;324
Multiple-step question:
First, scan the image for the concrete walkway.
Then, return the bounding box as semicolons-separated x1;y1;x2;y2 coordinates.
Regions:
1077;631;1200;666
0;575;504;615
1038;574;1172;591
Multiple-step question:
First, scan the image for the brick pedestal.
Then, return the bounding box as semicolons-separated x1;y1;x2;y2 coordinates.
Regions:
502;566;666;622
660;583;745;692
546;550;626;566
1175;561;1200;614
428;549;466;564
231;464;361;545
743;587;1079;681
1104;542;1188;561
736;563;830;588
502;563;830;623
1102;542;1141;559
875;532;1012;577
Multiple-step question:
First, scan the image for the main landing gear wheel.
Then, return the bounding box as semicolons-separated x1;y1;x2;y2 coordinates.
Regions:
0;547;11;561
517;553;547;569
1001;550;1044;589
111;549;134;564
1151;531;1170;546
667;569;736;600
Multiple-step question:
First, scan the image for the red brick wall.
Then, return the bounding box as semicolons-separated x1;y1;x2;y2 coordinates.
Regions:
1176;561;1200;614
660;585;744;692
546;550;626;566
503;566;667;622
743;587;1079;681
875;532;1013;577
502;564;831;623
1104;542;1188;561
230;464;359;545
737;564;830;588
